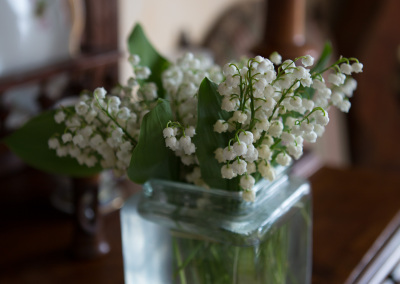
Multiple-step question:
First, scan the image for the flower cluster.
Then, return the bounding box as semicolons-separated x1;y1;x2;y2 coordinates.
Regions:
212;54;362;201
163;52;223;126
161;53;223;186
48;56;158;176
48;47;363;201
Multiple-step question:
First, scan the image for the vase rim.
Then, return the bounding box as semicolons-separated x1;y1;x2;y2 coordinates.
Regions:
143;165;291;202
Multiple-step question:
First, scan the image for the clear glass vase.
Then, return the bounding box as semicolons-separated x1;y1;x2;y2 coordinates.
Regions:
121;167;312;284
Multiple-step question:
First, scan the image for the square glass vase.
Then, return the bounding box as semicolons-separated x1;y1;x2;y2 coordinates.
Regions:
121;167;312;284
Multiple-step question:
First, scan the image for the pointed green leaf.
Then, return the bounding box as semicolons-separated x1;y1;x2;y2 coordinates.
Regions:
2;108;102;177
311;41;333;74
194;78;239;191
302;42;333;99
128;99;179;184
128;24;170;98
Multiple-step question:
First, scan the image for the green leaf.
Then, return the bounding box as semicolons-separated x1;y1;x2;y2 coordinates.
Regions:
194;78;239;191
302;42;333;100
311;41;332;74
128;99;179;184
128;24;170;98
2;108;102;177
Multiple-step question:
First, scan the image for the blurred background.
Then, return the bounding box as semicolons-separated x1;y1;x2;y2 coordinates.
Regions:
0;0;399;283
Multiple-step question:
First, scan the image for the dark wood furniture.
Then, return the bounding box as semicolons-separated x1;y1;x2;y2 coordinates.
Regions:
0;0;121;260
1;166;399;283
0;0;119;139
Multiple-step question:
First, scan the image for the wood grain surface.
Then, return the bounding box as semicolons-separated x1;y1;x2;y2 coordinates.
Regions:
1;166;399;283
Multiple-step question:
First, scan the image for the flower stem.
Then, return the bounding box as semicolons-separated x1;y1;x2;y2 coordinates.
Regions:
173;238;187;284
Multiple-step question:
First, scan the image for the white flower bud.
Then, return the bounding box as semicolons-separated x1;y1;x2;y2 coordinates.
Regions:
109;96;121;110
118;107;131;120
264;85;275;97
261;136;273;147
48;138;60;149
232;111;247;123
94;87;107;99
302;55;314;67
214;148;225;163
242;189;256;202
68;146;80;158
340;63;352;75
85;110;97;124
316;111;329;126
221;164;237;179
135;66;151;79
223;63;236;76
287;144;303;160
240;175;255;191
73;134;84;146
339;100;351;112
181;155;195;166
56;146;68;157
233;141;247;156
221;96;238;112
304;131;317;143
351;62;363;73
75;101;89;116
129;54;140;66
80;126;93;138
255;118;270;132
90;134;103;148
258;144;272;160
290;96;302;107
232;159;247;175
238;131;254;145
282;60;296;72
163;127;175;138
225;75;240;87
247;162;256;174
312;79;326;90
276;152;292;166
54;111;66;124
223;146;237;161
165;136;179;151
184;143;196;155
258;59;274;73
268;121;283;137
185;126;196;137
269;52;282;65
302;99;314;111
243;144;258;163
258;162;275;181
179;136;194;155
85;156;98;167
328;73;346;86
213;120;228;133
281;132;295;144
62;133;72;143
300;121;314;133
218;82;231;96
240;67;249;77
314;124;325;137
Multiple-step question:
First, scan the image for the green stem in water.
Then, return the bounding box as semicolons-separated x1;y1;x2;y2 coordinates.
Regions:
232;246;240;284
173;238;187;284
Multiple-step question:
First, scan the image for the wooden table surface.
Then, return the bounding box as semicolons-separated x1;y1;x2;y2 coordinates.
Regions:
1;166;399;284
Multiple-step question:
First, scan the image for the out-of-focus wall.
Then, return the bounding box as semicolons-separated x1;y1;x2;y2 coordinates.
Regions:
118;0;254;83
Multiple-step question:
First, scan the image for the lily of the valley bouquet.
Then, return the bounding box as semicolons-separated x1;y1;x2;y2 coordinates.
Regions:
4;24;363;283
5;24;363;201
